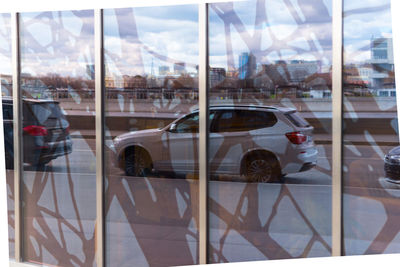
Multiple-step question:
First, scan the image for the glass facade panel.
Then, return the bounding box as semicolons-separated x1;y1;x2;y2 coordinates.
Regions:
208;0;332;263
0;12;14;259
343;1;399;255
1;1;400;265
19;11;97;266
103;6;199;266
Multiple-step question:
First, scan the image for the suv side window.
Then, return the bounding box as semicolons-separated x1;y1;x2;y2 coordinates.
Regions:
174;112;216;133
213;110;277;133
175;113;199;133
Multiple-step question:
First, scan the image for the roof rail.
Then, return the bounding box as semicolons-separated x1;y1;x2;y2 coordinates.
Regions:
193;104;279;111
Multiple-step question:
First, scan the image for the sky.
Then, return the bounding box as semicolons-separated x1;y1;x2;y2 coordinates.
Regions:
0;14;11;75
343;0;393;63
0;0;396;78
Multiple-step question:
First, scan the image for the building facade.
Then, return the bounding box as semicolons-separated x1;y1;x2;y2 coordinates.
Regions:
0;0;399;266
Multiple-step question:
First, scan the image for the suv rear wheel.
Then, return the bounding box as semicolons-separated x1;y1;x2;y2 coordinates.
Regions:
245;153;281;183
124;147;152;177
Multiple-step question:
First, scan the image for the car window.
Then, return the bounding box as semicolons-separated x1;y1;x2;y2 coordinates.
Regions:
213;110;277;132
24;102;69;128
285;111;309;127
174;112;216;133
2;103;13;120
175;113;199;133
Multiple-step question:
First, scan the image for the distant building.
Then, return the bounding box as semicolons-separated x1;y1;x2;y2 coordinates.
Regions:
105;76;115;88
257;60;321;89
286;60;320;83
369;37;394;89
159;65;170;75
174;62;186;75
1;74;12;96
125;75;147;89
305;72;332;99
86;64;95;80
343;63;371;88
209;67;226;88
238;52;256;79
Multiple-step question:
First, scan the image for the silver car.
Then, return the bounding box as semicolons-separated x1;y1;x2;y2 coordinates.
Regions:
113;105;317;182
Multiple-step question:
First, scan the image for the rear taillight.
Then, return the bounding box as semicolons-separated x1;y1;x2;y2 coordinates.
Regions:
285;131;307;145
23;125;48;136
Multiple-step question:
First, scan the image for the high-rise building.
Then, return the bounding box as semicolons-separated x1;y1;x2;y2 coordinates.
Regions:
174;62;186;75
159;65;170;75
209;67;226;88
238;52;256;79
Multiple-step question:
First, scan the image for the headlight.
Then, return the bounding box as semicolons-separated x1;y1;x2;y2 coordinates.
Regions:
385;154;400;164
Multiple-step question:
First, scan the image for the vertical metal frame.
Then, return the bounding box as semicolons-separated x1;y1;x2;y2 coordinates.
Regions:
11;12;22;263
332;0;343;257
199;2;209;265
94;9;105;267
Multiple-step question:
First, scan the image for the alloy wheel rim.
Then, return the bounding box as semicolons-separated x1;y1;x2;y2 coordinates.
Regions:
126;152;148;177
248;159;272;182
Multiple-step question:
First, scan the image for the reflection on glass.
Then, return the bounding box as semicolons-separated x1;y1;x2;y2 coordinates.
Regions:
19;11;96;266
343;1;399;255
208;0;332;263
104;6;199;266
0;12;15;259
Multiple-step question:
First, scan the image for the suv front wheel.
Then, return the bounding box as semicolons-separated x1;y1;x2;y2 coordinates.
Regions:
245;153;281;183
124;147;152;177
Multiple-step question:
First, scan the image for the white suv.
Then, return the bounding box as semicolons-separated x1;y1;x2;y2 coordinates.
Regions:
113;105;317;182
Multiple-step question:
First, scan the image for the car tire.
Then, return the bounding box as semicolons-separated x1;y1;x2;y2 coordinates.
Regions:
245;154;281;183
35;163;47;171
124;148;152;177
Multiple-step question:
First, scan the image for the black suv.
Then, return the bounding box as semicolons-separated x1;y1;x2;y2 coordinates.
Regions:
2;97;72;169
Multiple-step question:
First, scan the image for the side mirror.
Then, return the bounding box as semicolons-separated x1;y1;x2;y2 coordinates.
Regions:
169;123;177;132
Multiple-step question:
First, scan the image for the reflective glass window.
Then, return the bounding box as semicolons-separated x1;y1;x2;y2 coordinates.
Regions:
343;0;399;255
208;0;333;263
0;12;14;259
104;5;199;266
19;10;96;266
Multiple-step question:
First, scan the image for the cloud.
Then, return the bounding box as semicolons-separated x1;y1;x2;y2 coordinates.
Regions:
208;0;333;70
20;11;94;77
103;8;199;76
0;54;11;75
344;0;390;12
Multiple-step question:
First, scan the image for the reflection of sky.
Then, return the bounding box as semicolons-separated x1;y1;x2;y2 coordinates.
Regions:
4;0;393;77
104;5;198;77
20;10;94;78
344;0;392;63
344;0;389;11
0;13;11;75
209;0;332;70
